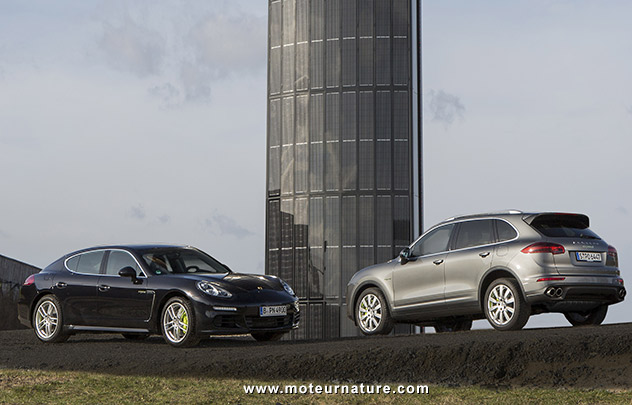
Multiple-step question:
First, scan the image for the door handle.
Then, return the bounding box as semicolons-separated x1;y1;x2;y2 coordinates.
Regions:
479;252;491;258
98;285;111;292
433;259;444;265
56;282;67;289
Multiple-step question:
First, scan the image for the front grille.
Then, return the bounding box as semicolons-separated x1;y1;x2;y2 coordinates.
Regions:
213;315;239;329
245;315;293;329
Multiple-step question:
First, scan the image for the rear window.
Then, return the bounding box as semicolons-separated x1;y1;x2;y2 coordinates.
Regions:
530;215;601;239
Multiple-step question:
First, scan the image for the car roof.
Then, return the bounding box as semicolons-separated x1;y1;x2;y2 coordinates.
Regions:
65;244;192;257
439;210;588;225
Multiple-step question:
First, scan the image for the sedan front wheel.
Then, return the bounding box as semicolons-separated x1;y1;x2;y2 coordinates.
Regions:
161;297;200;347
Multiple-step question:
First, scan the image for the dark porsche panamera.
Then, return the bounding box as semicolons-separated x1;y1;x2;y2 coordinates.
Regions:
18;245;299;347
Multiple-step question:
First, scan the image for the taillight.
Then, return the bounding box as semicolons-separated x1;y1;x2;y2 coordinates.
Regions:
607;245;619;267
537;277;566;282
521;242;566;255
23;275;35;286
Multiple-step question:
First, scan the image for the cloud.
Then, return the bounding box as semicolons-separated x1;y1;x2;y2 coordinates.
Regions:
627;105;632;116
95;3;266;105
98;17;165;77
148;83;180;106
129;204;146;220
205;213;254;239
617;206;628;215
187;12;267;77
179;62;212;102
0;229;8;238
158;214;170;224
426;90;466;127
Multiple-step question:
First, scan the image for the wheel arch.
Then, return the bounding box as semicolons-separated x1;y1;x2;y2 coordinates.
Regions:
154;290;191;331
478;267;527;311
350;281;391;325
29;291;56;327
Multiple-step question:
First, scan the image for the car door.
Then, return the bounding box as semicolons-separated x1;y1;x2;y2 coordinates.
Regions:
54;250;104;326
444;219;495;305
392;224;455;310
96;250;154;328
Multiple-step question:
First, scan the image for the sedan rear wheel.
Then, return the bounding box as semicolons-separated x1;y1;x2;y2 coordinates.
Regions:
564;305;608;326
33;295;69;343
161;297;200;347
484;278;530;331
356;288;394;335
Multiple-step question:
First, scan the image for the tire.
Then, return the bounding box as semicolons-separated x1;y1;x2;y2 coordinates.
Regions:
161;297;200;347
122;333;150;341
32;295;69;343
484;278;530;331
564;305;608;326
434;319;473;333
355;288;394;336
251;332;285;342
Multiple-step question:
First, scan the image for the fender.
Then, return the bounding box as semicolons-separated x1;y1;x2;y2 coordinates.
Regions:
477;266;528;304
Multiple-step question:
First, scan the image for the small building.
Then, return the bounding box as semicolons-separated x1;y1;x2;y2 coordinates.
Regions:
0;254;40;330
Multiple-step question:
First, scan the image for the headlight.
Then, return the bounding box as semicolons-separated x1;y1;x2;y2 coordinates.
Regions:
279;278;295;296
197;281;232;298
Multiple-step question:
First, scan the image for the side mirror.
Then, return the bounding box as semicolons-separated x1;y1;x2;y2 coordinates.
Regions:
399;248;411;265
119;266;141;284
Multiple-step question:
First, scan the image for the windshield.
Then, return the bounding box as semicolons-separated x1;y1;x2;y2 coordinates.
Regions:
140;248;231;275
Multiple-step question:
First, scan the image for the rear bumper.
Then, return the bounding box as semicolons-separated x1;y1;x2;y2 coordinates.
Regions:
526;276;625;312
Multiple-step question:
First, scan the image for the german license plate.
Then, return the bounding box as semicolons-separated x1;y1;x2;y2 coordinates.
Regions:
576;252;602;262
260;305;287;317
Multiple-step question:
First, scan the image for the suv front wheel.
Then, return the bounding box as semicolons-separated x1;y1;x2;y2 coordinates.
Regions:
355;288;394;335
484;278;530;331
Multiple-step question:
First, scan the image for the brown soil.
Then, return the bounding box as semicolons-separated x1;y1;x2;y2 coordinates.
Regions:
1;324;631;388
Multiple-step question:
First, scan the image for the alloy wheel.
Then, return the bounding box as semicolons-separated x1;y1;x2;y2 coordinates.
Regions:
487;283;515;326
163;302;189;343
35;300;59;340
358;293;382;333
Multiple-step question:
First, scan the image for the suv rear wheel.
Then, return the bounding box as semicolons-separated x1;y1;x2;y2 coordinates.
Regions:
356;288;394;335
564;305;608;326
484;278;530;331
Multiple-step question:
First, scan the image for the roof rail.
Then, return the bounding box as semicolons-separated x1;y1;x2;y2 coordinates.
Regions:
442;209;523;222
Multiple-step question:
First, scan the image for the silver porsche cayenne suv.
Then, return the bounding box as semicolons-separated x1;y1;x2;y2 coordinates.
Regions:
346;211;625;334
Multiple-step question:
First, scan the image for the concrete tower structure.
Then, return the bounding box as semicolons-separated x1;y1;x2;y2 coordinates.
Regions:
266;0;422;339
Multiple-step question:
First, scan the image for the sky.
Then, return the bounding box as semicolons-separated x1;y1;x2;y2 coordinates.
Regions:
1;0;631;328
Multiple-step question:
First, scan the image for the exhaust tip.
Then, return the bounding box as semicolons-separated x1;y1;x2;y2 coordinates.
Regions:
619;288;627;299
545;287;556;297
554;288;564;298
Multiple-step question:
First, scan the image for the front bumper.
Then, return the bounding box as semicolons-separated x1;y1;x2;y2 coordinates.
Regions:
193;298;300;336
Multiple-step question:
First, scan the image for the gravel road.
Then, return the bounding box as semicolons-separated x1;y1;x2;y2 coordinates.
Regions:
2;324;632;388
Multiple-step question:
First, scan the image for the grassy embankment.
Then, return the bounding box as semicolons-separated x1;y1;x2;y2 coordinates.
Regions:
1;369;631;404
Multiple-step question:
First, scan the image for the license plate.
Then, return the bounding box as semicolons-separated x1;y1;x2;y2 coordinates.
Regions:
260;305;287;317
576;252;602;262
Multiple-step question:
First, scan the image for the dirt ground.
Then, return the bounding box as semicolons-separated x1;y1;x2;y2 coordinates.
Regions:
1;324;631;388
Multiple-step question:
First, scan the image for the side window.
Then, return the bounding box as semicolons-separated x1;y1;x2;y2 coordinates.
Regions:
496;220;518;242
105;250;141;276
454;220;495;250
74;251;105;274
65;255;80;272
411;224;454;257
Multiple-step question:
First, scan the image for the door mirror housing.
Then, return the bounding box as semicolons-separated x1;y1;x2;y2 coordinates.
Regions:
119;266;141;284
399;248;411;265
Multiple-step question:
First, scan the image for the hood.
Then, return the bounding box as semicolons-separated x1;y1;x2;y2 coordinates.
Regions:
178;273;284;293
